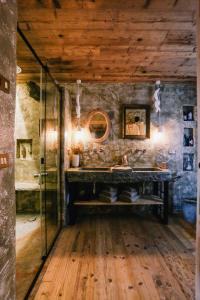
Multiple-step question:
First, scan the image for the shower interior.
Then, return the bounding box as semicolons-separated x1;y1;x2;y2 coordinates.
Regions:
15;32;61;300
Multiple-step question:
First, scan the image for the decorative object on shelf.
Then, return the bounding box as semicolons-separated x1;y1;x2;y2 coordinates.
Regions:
183;128;194;147
16;139;32;160
183;106;194;121
99;185;118;203
122;104;150;139
72;154;80;168
71;145;82;168
183;153;194;171
118;186;140;202
86;109;111;143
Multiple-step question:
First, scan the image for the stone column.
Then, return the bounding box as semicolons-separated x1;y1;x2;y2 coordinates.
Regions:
0;1;17;299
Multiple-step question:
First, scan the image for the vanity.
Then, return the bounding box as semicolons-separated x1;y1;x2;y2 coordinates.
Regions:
67;107;173;225
66;167;172;225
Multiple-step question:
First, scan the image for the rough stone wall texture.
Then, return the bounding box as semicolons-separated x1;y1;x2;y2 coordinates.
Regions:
67;83;197;212
15;84;40;184
0;1;17;299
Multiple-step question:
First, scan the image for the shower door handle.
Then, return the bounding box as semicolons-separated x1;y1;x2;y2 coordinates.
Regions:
34;172;48;177
34;173;40;178
41;172;48;176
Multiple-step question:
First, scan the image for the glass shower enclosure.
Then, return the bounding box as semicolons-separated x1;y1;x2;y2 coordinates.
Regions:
16;32;61;300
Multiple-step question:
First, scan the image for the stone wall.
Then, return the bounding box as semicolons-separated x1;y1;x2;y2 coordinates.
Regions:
67;83;197;212
0;1;17;299
15;84;40;184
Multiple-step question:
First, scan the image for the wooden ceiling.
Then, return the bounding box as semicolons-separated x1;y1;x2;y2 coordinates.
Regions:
17;0;197;83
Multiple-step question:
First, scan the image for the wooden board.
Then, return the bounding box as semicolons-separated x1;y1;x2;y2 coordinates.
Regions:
74;196;163;206
17;0;197;83
31;216;195;299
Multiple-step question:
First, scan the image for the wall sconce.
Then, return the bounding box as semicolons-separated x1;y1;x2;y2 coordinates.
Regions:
16;65;22;74
152;126;165;144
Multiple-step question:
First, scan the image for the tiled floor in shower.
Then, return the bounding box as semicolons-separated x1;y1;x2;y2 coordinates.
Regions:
16;214;42;300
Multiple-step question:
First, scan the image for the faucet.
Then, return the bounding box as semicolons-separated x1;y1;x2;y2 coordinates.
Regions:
122;154;129;166
121;149;146;166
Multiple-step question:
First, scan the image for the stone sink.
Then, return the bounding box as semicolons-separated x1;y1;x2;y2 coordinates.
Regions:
132;167;162;172
79;166;163;172
80;166;111;171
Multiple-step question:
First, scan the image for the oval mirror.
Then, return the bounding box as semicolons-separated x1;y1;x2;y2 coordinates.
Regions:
86;109;111;143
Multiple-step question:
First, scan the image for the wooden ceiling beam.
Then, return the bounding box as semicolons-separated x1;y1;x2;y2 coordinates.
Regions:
17;0;197;83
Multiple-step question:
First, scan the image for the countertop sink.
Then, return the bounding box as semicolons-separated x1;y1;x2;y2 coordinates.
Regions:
132;167;163;171
80;166;111;171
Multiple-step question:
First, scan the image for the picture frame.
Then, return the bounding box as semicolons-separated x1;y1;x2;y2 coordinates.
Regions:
183;153;194;172
122;105;150;139
183;128;194;147
183;106;194;121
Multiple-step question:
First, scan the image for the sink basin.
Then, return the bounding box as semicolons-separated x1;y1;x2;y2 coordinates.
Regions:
132;167;162;171
80;166;111;171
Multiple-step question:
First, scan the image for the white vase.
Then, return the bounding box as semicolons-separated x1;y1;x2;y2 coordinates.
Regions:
72;154;80;168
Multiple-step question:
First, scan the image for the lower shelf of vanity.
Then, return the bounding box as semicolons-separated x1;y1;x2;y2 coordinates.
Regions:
74;195;163;206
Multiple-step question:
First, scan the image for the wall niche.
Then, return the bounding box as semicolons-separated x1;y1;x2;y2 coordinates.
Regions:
16;139;33;160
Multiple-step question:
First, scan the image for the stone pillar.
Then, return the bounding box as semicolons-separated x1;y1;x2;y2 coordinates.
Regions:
0;1;17;299
197;1;200;299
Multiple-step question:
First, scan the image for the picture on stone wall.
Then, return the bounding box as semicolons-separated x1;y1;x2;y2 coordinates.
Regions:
122;105;150;139
183;128;194;147
183;106;194;121
16;139;32;160
183;153;194;171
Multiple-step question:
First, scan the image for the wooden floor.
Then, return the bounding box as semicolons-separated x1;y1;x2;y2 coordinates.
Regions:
30;216;195;300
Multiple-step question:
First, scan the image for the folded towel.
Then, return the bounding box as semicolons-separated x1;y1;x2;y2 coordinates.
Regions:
119;191;138;198
119;194;140;202
100;191;118;198
103;186;118;193
122;187;138;193
99;195;118;203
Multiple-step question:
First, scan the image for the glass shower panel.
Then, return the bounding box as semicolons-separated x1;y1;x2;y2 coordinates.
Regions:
42;73;61;252
16;33;44;300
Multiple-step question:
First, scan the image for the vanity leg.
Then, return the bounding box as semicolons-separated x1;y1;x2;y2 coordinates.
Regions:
68;202;76;225
153;182;159;218
163;181;169;225
68;184;77;225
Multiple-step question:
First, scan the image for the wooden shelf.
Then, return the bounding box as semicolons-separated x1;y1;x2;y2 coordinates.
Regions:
74;196;163;206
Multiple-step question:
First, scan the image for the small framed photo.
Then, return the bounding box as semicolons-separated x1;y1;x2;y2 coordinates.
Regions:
122;105;150;139
183;153;194;171
183;128;194;147
183;106;194;121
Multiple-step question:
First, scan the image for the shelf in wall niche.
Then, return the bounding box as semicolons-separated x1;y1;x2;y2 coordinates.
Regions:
74;195;163;206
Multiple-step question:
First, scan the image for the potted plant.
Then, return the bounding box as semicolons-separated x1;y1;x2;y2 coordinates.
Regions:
71;145;82;168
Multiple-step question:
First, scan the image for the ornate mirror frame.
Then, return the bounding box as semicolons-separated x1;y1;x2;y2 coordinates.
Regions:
86;109;111;143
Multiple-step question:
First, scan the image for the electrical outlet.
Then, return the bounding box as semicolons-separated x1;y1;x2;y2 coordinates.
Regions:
0;153;9;169
0;74;10;94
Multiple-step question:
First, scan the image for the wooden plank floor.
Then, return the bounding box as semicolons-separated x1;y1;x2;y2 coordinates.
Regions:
30;216;195;300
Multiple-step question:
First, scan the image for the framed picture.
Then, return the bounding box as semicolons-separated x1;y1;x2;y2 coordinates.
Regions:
183;128;194;147
183;153;194;171
122;105;150;139
183;106;194;121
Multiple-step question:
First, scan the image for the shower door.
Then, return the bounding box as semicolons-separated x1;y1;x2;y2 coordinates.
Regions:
40;72;61;255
